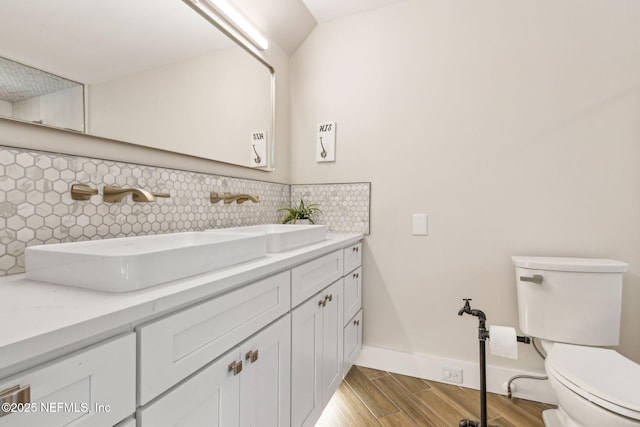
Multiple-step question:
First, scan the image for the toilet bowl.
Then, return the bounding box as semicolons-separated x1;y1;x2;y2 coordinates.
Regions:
512;256;638;427
543;342;640;427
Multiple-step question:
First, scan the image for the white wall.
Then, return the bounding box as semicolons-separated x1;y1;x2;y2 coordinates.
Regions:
89;47;270;168
290;0;640;376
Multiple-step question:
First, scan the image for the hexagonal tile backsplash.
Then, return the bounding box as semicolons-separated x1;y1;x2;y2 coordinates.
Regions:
290;183;370;234
0;145;370;276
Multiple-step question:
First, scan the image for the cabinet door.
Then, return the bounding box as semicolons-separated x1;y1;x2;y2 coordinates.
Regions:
343;310;363;375
343;267;362;325
137;349;241;427
240;315;291;427
291;294;324;427
321;279;344;402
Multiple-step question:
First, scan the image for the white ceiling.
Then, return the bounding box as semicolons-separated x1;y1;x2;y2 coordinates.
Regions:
301;0;407;24
235;0;408;54
233;0;317;56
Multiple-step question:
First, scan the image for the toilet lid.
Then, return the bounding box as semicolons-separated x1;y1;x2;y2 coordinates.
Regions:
547;343;640;419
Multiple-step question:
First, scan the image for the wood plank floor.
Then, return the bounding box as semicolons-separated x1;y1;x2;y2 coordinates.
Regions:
316;366;555;427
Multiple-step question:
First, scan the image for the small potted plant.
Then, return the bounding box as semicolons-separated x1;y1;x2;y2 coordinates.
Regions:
279;199;321;224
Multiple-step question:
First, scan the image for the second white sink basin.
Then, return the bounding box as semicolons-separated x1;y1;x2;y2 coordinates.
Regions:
25;232;267;292
209;224;327;253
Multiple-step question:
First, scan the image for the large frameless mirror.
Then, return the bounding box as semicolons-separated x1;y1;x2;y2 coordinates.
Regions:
0;0;274;170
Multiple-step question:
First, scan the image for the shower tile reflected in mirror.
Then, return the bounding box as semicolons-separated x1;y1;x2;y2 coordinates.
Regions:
0;57;84;132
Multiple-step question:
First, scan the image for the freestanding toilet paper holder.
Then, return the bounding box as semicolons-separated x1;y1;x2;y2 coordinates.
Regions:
457;298;530;427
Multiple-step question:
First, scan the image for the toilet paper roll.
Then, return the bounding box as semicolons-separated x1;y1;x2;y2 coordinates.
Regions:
489;325;518;359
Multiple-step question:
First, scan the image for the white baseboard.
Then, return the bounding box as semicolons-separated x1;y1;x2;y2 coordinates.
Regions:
355;345;557;405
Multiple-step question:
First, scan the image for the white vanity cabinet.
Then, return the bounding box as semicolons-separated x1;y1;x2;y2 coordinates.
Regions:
137;315;290;427
0;334;135;427
0;234;364;427
137;271;290;405
342;243;363;376
291;279;343;427
290;240;364;427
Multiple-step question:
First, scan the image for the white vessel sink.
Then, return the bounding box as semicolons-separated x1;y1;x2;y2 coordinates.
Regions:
25;232;267;292
209;224;327;253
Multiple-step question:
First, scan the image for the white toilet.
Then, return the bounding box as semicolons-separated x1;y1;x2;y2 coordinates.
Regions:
512;256;640;427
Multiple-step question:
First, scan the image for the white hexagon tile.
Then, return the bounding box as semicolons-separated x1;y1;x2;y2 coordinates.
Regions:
0;145;371;276
290;183;370;234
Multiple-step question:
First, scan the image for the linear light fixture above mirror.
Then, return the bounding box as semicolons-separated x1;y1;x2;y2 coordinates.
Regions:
184;0;269;51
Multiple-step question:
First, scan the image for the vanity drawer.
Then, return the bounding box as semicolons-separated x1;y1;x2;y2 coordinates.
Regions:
137;271;290;405
343;310;363;376
291;250;343;307
343;267;362;326
343;242;362;274
0;333;135;427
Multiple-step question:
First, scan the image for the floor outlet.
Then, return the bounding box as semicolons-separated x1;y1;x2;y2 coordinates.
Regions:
442;367;463;384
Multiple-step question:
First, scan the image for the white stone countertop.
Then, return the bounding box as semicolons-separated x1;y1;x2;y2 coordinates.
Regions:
0;232;363;374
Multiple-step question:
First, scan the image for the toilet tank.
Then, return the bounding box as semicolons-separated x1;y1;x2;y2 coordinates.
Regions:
512;256;627;346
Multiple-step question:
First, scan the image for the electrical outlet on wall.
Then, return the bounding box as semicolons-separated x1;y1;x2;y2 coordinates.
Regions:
442;367;463;384
412;213;428;235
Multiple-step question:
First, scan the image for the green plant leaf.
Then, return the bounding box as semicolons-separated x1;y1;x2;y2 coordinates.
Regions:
278;198;321;224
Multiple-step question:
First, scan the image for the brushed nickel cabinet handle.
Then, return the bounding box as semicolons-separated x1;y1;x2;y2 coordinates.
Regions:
228;361;243;375
245;350;259;363
0;385;31;418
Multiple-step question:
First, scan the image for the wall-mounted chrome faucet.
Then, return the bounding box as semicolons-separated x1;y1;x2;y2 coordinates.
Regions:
210;192;260;204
